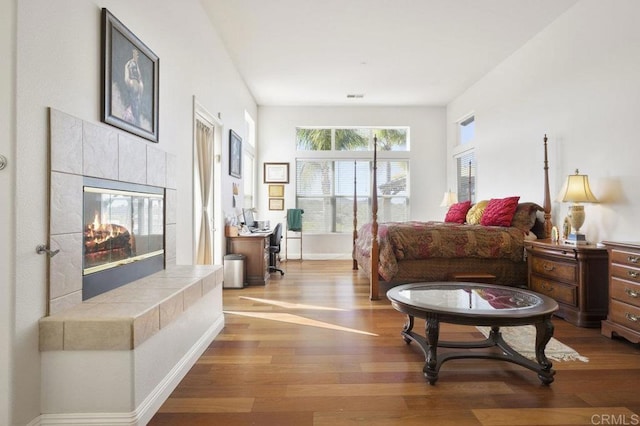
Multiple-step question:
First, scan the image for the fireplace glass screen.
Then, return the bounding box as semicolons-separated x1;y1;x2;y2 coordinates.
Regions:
83;186;164;275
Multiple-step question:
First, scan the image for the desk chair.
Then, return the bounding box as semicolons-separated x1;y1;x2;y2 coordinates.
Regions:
268;223;284;275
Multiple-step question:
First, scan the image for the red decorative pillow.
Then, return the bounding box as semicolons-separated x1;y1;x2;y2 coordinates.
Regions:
480;196;521;227
444;201;472;224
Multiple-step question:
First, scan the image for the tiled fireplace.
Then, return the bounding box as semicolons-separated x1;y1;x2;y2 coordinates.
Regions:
82;178;165;299
48;108;177;314
41;109;224;423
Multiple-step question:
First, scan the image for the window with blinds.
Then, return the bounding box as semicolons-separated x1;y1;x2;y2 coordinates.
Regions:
296;159;409;233
456;151;476;203
295;126;410;234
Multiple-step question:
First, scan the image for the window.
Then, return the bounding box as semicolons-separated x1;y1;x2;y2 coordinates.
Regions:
454;114;476;202
455;150;476;203
295;127;410;233
296;128;408;152
459;115;475;145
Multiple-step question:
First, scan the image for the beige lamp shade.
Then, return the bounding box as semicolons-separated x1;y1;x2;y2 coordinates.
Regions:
561;169;598;203
561;169;598;238
440;190;458;207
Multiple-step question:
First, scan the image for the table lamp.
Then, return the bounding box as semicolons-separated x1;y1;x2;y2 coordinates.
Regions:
440;190;458;207
561;169;598;245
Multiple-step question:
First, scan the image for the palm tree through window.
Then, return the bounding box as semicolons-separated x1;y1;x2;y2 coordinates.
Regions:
295;127;410;233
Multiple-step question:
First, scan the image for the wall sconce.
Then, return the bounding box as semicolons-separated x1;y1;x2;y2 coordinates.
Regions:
561;169;598;245
440;190;458;207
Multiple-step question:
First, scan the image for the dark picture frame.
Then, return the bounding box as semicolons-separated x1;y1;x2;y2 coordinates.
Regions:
229;130;242;178
101;8;159;142
263;162;289;183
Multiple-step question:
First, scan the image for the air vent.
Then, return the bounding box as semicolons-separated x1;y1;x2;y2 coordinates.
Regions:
346;94;365;99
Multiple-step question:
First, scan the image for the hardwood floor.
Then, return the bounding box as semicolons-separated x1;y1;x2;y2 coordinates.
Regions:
149;260;640;425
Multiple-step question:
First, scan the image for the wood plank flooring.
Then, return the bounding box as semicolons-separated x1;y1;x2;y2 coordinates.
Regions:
149;260;640;425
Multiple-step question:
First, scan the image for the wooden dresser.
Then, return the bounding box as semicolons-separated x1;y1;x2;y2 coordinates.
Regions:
226;233;271;286
525;239;608;327
601;241;640;343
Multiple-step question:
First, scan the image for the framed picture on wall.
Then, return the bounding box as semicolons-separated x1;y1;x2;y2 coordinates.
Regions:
264;162;289;183
229;130;242;178
269;198;284;210
268;184;284;197
101;8;159;142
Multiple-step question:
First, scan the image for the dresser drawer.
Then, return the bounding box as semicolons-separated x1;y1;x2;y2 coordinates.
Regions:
609;299;640;333
610;249;640;268
530;256;576;282
611;277;640;308
530;275;577;306
610;263;640;284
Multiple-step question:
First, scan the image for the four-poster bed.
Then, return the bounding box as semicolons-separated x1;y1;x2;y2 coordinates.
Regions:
354;135;553;300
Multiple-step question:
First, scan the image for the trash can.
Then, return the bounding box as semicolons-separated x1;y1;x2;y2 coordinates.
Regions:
223;254;246;289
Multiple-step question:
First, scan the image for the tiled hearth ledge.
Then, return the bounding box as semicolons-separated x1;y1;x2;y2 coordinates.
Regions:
39;265;223;351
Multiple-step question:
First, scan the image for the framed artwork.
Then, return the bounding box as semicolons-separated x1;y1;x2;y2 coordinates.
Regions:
101;8;159;142
229;130;242;178
264;162;289;183
268;184;284;197
269;198;284;211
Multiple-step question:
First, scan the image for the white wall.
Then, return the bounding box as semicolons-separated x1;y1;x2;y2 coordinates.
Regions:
257;106;446;258
447;0;640;244
12;0;255;423
1;1;16;424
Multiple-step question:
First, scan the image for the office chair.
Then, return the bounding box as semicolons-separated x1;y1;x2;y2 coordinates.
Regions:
268;223;284;276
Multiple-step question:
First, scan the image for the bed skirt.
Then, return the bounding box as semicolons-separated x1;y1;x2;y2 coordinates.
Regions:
355;256;527;287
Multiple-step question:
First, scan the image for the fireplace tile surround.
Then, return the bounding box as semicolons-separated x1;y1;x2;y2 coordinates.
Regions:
41;110;224;422
48;108;177;314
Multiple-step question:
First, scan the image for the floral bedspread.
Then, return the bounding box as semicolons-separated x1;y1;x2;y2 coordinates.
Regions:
354;221;526;281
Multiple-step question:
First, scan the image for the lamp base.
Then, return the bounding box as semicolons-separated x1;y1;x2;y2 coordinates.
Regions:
564;232;588;246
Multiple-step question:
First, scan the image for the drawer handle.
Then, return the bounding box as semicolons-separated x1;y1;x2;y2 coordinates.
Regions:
625;288;639;298
542;264;555;272
628;271;640;279
541;283;554;292
628;256;640;264
625;313;639;323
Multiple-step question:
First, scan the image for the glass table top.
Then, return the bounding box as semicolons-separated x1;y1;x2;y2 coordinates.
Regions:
388;283;548;313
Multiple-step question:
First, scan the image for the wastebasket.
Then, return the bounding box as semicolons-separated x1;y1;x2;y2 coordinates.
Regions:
223;254;246;289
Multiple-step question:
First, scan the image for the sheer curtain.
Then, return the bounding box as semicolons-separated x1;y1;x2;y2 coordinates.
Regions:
196;120;213;264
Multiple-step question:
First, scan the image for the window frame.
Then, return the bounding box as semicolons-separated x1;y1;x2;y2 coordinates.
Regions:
295;126;411;235
452;113;476;203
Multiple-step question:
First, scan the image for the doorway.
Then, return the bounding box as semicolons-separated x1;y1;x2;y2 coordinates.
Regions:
193;99;222;265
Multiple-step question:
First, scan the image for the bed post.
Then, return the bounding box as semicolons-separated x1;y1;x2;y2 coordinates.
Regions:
370;136;380;300
353;160;358;270
543;134;552;238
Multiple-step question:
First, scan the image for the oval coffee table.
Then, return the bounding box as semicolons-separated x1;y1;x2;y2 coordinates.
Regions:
387;282;559;385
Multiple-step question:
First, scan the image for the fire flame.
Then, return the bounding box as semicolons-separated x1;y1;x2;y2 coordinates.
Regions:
85;211;125;246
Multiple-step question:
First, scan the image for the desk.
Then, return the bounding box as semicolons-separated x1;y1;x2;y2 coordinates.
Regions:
226;231;272;286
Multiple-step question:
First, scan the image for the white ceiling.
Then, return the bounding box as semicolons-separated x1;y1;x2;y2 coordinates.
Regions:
202;0;578;106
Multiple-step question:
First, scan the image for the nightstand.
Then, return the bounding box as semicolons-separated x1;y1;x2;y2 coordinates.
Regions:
601;241;640;343
525;239;608;327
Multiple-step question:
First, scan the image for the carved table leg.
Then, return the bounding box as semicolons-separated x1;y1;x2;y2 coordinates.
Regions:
424;315;440;385
534;318;555;385
402;315;415;344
